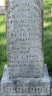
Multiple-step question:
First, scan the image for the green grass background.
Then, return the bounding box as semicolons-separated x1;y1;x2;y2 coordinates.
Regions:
0;0;52;79
44;0;52;76
0;16;7;80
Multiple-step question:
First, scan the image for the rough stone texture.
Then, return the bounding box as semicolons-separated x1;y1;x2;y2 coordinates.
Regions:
1;64;51;96
0;79;51;96
1;0;51;96
5;0;44;78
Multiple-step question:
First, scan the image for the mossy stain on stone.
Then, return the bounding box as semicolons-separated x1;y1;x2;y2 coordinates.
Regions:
5;0;8;10
5;0;8;4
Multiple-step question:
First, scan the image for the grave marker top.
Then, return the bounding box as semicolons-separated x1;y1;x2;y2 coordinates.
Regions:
5;0;44;78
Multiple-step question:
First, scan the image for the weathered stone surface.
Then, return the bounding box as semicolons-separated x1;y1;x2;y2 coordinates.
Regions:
5;0;44;78
0;81;52;96
1;0;51;96
1;64;51;96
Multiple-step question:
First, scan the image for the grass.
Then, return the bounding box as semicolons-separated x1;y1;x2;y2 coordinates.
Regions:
0;15;7;80
43;0;52;76
0;0;52;79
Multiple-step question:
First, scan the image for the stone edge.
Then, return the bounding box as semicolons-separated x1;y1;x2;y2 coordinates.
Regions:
1;64;50;83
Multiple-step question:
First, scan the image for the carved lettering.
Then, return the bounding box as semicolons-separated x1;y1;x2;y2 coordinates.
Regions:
4;86;50;94
6;0;44;78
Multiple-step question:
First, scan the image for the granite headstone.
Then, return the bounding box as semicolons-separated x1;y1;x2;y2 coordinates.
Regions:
1;0;51;96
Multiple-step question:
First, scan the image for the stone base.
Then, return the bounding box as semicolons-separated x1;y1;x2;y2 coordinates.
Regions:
1;64;51;96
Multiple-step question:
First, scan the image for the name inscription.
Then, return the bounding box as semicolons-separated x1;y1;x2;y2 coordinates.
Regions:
4;85;50;94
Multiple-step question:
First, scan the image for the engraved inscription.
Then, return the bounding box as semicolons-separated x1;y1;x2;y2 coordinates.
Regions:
3;85;50;94
5;0;44;78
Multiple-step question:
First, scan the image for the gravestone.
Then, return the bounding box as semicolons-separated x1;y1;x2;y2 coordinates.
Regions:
1;0;51;96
